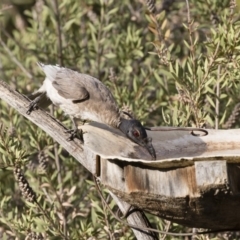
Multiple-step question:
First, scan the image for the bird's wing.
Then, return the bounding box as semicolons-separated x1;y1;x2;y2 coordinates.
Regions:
52;70;89;102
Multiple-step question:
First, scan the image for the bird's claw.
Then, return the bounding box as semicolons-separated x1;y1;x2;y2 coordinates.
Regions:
65;128;84;142
26;101;39;115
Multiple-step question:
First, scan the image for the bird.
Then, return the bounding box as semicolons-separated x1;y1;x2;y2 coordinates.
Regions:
27;63;156;160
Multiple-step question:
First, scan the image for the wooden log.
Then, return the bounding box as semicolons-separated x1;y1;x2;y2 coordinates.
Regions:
100;158;240;229
2;80;240;230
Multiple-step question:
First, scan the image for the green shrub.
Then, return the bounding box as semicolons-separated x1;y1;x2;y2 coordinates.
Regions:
1;0;240;239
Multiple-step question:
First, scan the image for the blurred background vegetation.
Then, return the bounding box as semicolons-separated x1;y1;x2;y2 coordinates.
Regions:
1;0;240;239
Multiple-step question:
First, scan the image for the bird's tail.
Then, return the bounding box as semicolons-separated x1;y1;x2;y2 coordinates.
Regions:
37;62;61;82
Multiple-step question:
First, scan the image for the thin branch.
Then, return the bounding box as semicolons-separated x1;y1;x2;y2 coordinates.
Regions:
160;220;171;240
100;194;114;240
185;0;196;78
185;0;191;24
1;28;30;52
0;4;13;12
229;0;236;22
52;0;63;66
215;65;220;129
0;39;33;80
199;41;220;92
35;201;67;239
0;209;18;238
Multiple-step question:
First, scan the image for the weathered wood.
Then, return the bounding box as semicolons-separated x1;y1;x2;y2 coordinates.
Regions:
2;80;240;230
101;159;198;197
195;160;227;188
82;123;240;167
101;159;240;229
109;192;159;240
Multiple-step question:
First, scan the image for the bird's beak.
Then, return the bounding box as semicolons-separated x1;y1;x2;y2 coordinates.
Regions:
143;137;156;160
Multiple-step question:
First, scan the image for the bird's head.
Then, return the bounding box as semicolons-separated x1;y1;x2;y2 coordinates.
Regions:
119;118;156;160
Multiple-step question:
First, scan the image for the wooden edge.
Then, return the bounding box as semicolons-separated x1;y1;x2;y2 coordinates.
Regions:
82;122;240;168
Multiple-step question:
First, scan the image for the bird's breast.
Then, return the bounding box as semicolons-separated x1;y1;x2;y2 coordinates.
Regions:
44;78;68;106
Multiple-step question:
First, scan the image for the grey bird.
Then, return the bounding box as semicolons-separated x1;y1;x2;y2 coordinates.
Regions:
27;63;156;160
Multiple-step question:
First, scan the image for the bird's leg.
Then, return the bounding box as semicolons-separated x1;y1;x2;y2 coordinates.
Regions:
65;117;85;142
26;92;46;115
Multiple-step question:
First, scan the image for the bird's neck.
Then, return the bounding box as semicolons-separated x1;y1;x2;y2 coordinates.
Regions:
118;118;130;134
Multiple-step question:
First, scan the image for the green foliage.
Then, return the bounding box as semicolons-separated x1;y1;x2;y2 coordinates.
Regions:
1;0;240;239
147;0;240;128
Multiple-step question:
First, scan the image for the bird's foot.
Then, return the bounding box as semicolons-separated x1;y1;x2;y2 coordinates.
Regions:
65;128;84;142
26;100;39;115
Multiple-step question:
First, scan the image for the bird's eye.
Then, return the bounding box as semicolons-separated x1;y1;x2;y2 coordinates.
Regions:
132;129;140;138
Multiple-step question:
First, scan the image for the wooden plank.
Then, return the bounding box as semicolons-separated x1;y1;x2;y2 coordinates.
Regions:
124;164;198;197
195;160;227;187
100;158;126;191
82;122;240;168
101;160;198;198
